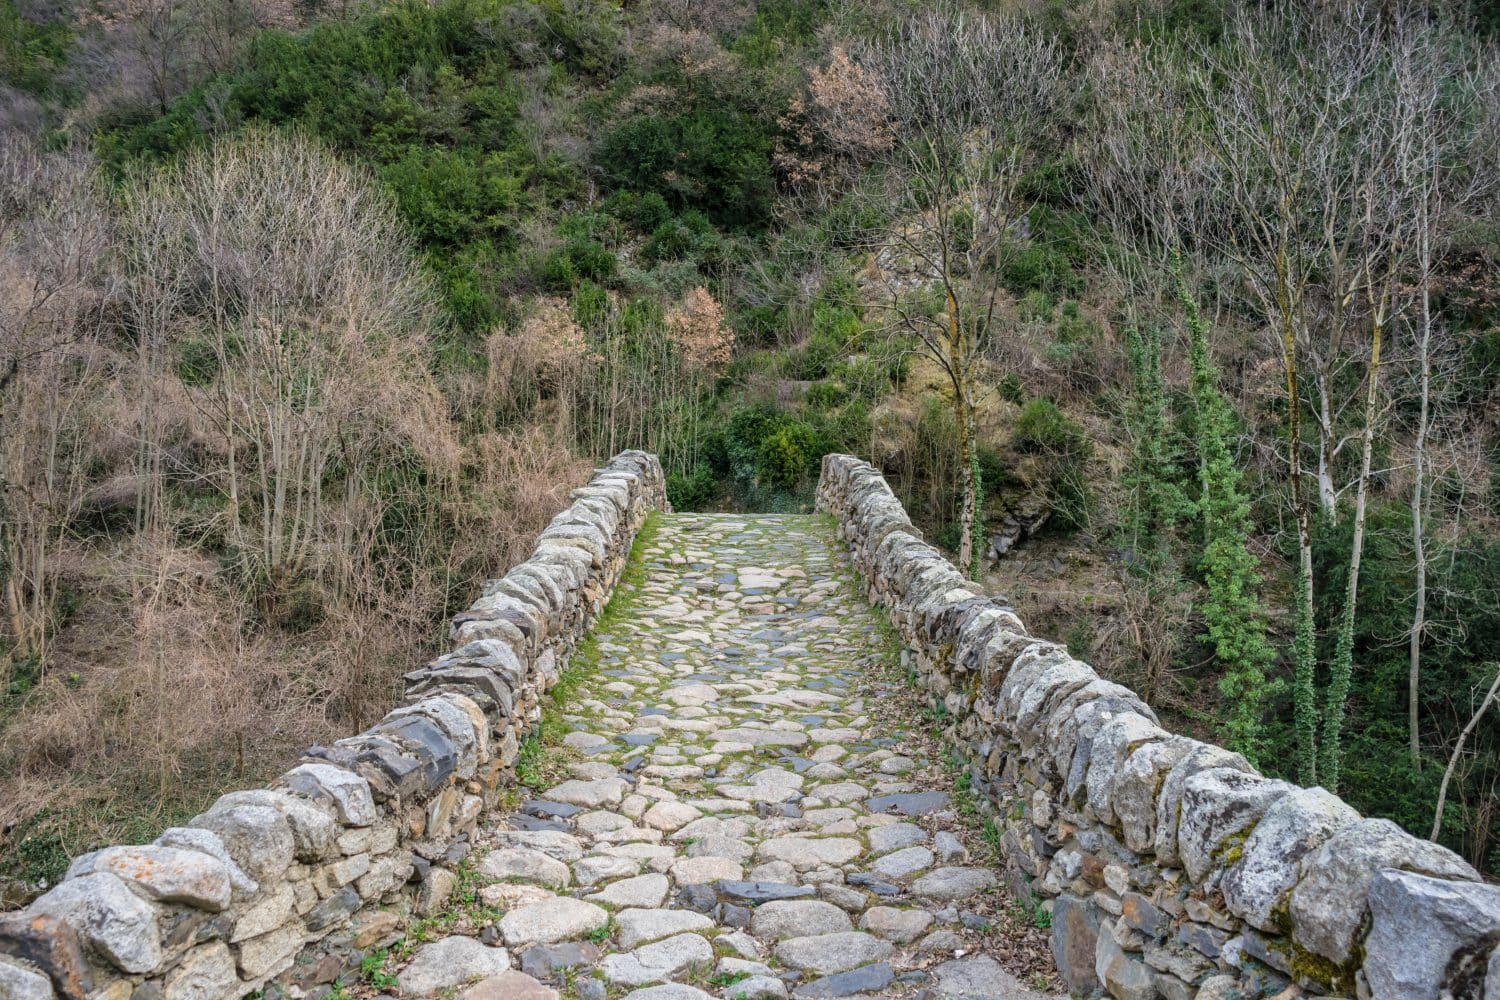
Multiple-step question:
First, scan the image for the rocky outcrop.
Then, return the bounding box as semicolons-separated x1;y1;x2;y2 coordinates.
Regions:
816;453;1496;1000
0;452;667;1000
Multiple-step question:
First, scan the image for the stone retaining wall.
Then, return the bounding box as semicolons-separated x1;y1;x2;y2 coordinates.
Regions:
0;452;667;1000
816;454;1500;1000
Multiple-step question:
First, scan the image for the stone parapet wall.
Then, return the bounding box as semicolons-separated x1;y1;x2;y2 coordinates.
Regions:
816;454;1500;1000
0;452;667;1000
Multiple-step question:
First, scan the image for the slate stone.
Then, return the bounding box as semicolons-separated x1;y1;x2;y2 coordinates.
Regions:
791;962;894;998
715;881;816;904
518;942;601;980
1049;894;1100;995
845;873;901;896
863;792;949;816
305;887;360;933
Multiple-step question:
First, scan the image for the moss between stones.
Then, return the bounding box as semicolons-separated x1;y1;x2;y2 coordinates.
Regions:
1286;938;1359;995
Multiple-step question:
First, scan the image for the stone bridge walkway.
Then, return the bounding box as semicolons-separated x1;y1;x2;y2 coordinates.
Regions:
396;514;1053;1000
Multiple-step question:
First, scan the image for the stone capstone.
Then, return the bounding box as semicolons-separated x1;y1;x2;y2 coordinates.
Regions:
1362;869;1500;1000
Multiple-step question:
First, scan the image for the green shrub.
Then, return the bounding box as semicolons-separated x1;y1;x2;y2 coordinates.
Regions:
541;239;616;291
598;109;776;228
1014;399;1088;456
1;0;72;96
1003;244;1080;296
605;190;673;232
803;381;843;411
757;422;822;490
667;464;718;511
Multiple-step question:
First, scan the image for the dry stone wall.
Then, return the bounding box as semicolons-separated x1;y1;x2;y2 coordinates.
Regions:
0;452;667;1000
816;454;1500;1000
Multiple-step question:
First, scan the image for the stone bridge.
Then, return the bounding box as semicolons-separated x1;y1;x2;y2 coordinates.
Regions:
0;453;1496;1000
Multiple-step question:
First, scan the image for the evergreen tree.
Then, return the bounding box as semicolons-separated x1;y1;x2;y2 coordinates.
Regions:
1176;269;1281;764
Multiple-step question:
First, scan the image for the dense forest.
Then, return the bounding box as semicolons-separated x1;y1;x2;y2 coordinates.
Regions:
2;0;1498;901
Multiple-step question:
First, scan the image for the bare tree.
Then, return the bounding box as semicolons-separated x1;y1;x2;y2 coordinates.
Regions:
861;4;1065;576
123;129;456;600
0;138;114;687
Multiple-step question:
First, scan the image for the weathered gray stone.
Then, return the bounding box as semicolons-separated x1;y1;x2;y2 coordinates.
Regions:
791;962;892;998
858;906;932;944
731;975;788;999
210;789;337;863
869;846;933;880
67;846;231;912
614;909;715;950
0;956;54;1000
618;986;712;1000
280;763;377;826
1176;769;1294;882
911;867;996;902
542;778;627;809
1109;737;1197;854
188;803;296;880
1362;869;1500;1000
773;932;893;976
498;898;608;948
749;901;852;941
1085;713;1168;826
1289;818;1478;964
866;824;927;856
586;874;669;909
600;933;713;987
162;942;235;1000
459;971;559;1000
153;827;256;894
1222;787;1359;932
398;936;512;995
755;838;861;870
1095;923;1156;1000
25;874;162;974
933;832;966;865
1151;743;1254;868
932;955;1035;998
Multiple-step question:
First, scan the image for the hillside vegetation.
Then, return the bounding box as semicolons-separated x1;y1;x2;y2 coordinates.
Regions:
2;0;1499;898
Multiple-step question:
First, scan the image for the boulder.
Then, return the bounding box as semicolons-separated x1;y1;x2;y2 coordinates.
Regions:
1221;787;1359;931
1362;869;1500;1000
67;846;231;912
1175;769;1294;882
1288;818;1479;964
25;874;162;975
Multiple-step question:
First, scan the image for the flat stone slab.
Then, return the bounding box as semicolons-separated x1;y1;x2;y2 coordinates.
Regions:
932;955;1045;999
774;932;894;976
398;936;511;995
756;837;863;869
499;898;608;948
602;933;715;986
912;867;998;902
864;791;949;816
792;962;895;998
716;880;816;904
543;778;627;808
615;908;716;949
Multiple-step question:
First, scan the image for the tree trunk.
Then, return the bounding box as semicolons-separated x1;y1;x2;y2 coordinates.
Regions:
955;387;975;578
1431;666;1500;841
1279;295;1320;785
1321;311;1383;792
1410;226;1434;767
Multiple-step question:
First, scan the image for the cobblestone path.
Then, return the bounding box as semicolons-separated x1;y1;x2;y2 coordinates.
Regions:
396;514;1052;1000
